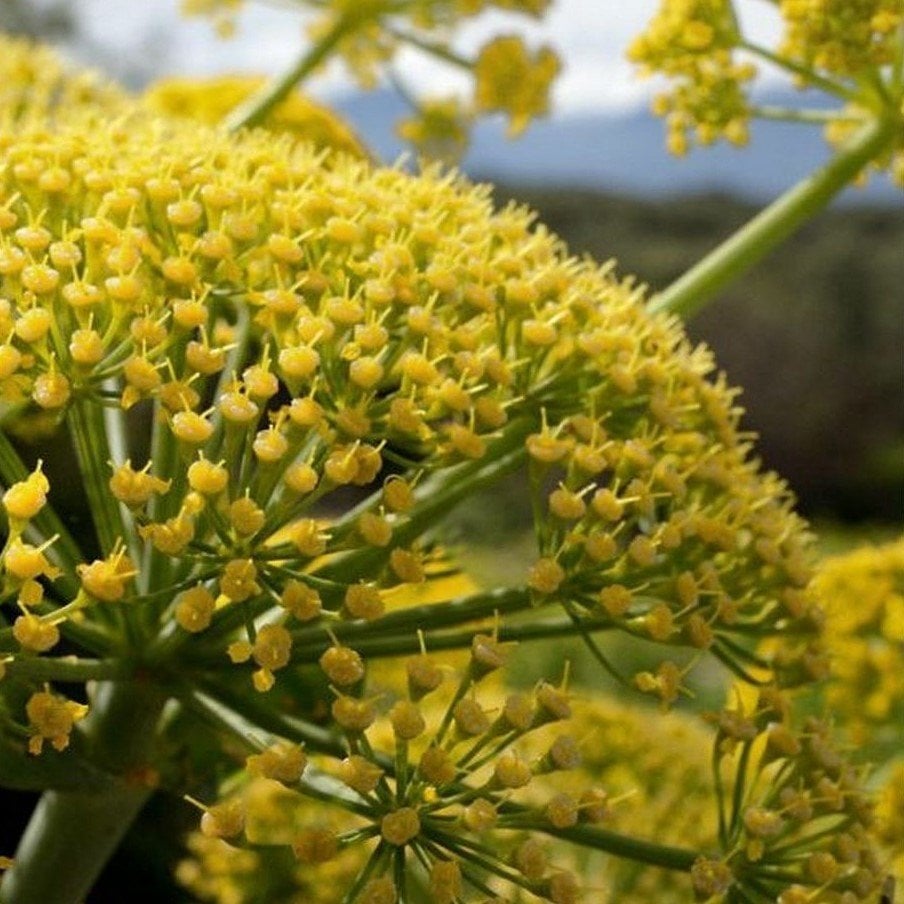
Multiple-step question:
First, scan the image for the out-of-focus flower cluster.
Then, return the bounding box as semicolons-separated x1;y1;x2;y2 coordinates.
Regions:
628;0;752;155
631;0;904;179
0;32;885;904
143;77;366;158
181;0;559;157
807;539;904;895
811;537;904;747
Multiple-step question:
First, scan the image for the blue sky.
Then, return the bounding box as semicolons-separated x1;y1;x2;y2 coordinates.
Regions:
68;0;784;114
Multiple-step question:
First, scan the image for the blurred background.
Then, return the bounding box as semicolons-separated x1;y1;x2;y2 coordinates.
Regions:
1;2;901;899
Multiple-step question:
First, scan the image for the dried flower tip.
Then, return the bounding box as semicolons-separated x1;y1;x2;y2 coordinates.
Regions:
319;644;365;687
419;746;456;786
470;632;507;678
493;751;532;789
370;654;426;717
535;681;571;723
406;653;444;700
389;547;425;584
514;838;548;880
544;871;580;904
280;580;322;622
331;695;376;733
429;859;462;904
691;857;734;898
453;697;490;737
579;788;611;824
463;798;498;832
381;807;420;846
343;583;384;621
246;742;306;785
546;793;579;828
359;877;396;904
528;557;565;594
543;735;582;772
338;755;384;795
501;693;535;733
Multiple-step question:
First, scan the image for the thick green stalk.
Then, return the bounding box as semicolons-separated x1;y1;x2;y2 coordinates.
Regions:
0;680;166;904
649;117;898;319
224;13;357;132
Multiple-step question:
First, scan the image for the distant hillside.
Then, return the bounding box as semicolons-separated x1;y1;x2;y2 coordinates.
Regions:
337;89;901;205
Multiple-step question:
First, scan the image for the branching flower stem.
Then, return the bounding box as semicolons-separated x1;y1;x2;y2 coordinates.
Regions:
223;12;357;132
649;117;899;318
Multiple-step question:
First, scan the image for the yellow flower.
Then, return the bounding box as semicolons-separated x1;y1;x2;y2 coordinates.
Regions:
143;76;366;157
474;35;560;136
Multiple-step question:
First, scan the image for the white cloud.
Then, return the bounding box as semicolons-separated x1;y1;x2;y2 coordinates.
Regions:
68;0;783;113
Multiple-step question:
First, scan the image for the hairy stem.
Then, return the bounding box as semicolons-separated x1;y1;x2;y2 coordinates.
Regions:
649;117;898;319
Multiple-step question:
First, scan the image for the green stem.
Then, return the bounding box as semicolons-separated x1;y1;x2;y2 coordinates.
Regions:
188;686;701;874
224;13;357;132
750;105;864;125
66;399;126;559
0;680;166;904
649;117;898;318
314;420;532;585
526;822;699;871
388;27;473;71
739;40;856;101
3;656;127;683
0;431;83;591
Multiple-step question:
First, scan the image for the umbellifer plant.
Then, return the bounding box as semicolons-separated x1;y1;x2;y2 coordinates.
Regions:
0;1;902;901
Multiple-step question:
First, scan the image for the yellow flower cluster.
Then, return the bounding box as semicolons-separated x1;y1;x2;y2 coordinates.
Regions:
628;0;753;155
473;36;561;137
187;638;591;902
143;77;366;158
397;98;472;163
701;686;883;903
532;695;718;903
0;32;820;712
811;537;904;745
0;33;864;902
633;0;904;172
779;0;903;76
181;0;559;155
0;33;126;126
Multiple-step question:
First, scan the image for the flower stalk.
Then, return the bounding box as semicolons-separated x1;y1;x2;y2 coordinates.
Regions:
650;116;898;318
